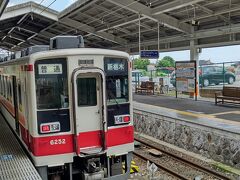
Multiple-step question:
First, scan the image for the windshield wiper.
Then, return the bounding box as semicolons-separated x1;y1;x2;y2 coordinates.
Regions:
107;78;120;107
108;91;119;107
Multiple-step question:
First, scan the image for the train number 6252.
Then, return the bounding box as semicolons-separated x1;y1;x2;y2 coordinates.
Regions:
50;139;66;145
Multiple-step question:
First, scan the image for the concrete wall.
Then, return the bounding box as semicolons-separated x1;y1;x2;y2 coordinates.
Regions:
133;108;240;168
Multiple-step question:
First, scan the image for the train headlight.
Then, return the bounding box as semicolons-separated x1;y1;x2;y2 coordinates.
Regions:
123;116;130;122
114;115;130;125
41;125;50;132
40;122;61;133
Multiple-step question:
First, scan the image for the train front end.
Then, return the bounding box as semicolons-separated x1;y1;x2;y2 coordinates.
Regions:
29;37;133;179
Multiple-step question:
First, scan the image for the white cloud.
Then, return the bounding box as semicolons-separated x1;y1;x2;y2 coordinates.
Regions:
7;0;77;11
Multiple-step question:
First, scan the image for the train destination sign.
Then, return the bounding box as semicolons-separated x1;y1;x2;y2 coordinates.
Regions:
140;50;159;59
107;62;125;71
38;64;63;74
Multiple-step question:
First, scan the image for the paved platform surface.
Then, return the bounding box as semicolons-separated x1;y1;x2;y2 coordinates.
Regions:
133;94;240;122
0;115;41;180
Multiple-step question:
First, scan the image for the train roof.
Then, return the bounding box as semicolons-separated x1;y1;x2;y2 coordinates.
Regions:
0;48;130;66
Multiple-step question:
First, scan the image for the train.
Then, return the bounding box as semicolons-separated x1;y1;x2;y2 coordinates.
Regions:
0;36;134;180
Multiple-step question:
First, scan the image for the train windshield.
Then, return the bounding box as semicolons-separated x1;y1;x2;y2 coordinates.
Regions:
104;57;129;105
35;59;68;109
106;76;128;105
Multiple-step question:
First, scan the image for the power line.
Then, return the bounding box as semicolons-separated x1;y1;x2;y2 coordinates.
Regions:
39;0;57;15
33;0;46;12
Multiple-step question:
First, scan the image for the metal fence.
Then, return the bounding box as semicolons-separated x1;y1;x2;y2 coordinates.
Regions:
198;61;240;98
132;61;240;99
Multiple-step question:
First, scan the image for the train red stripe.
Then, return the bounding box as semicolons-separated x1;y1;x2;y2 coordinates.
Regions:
29;126;134;156
29;134;74;156
106;126;134;147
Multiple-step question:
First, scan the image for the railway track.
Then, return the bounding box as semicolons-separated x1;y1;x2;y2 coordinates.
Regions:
134;136;232;180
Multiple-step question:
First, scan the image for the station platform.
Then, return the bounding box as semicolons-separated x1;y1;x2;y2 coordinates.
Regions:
0;114;41;180
133;94;240;134
133;94;240;122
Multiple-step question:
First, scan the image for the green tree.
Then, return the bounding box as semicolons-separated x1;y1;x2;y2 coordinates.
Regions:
133;58;150;70
157;56;175;68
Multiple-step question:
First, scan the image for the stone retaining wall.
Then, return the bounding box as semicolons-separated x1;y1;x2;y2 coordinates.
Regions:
133;109;240;168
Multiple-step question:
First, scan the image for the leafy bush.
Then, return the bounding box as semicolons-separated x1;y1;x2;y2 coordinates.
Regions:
133;58;150;70
157;56;175;68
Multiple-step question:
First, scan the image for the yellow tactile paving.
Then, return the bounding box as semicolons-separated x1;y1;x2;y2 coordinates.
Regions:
210;111;240;116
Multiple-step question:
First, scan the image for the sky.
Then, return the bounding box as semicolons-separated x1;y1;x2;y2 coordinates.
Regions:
7;0;77;11
6;0;240;63
159;45;240;63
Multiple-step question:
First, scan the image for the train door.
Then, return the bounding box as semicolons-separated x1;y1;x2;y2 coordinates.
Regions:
72;68;107;156
12;76;20;134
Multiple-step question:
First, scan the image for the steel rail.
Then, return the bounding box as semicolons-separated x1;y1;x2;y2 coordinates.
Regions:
134;136;232;180
133;149;188;180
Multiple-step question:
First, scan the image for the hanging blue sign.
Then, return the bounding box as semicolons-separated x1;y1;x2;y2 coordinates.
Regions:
140;50;159;59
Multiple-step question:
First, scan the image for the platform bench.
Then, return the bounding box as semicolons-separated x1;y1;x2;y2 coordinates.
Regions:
136;81;155;95
215;86;240;105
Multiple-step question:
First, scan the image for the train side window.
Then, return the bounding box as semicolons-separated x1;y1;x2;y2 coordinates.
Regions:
77;78;97;106
18;84;22;111
0;75;1;95
7;80;10;100
2;76;5;96
9;80;12;102
2;76;4;97
4;77;7;98
0;76;2;95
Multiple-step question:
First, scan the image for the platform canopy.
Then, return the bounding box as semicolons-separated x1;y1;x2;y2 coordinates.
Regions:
0;0;8;16
0;0;240;53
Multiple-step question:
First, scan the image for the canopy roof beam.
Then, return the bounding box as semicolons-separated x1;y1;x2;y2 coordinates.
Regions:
107;0;192;34
151;0;205;15
61;17;128;45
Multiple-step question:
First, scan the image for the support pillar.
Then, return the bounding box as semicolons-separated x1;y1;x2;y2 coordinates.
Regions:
190;38;200;99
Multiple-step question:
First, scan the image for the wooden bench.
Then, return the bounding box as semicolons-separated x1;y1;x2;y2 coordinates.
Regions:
215;86;240;105
136;81;155;95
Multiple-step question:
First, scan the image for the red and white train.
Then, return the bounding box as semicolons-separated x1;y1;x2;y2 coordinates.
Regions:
0;36;134;180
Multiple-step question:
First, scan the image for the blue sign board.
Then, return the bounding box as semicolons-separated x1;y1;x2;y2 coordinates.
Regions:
140;50;159;59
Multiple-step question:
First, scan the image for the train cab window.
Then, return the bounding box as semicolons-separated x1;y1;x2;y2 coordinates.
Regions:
77;78;97;106
106;76;129;105
35;59;68;110
35;77;68;109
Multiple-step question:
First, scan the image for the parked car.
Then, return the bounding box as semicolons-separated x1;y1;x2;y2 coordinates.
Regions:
199;66;235;87
170;66;236;87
